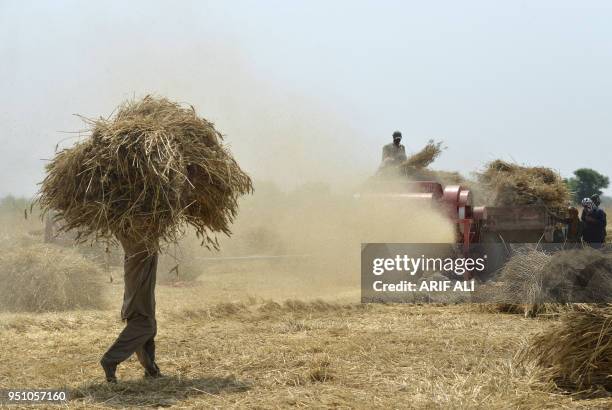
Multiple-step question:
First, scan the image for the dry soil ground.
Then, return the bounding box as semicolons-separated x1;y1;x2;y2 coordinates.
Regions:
1;199;610;409
1;260;611;409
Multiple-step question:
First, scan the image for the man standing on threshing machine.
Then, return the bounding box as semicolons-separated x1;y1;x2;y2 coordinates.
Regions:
380;130;407;169
580;195;607;248
378;131;408;177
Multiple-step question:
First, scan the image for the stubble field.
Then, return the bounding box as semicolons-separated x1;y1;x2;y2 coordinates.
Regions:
1;262;611;409
0;195;610;409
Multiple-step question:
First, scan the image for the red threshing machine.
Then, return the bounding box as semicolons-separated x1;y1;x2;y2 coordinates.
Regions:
357;180;480;250
358;179;570;278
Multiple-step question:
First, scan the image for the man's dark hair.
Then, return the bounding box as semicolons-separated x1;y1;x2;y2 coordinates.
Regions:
591;194;601;206
392;130;402;138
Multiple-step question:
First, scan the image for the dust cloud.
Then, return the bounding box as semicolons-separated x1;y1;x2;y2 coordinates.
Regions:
2;35;456;303
141;46;457;297
42;41;457;299
159;177;455;302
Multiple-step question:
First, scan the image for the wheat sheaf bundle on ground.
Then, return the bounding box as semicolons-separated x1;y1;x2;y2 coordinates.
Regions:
519;305;612;391
37;96;253;249
478;160;570;208
473;248;553;316
0;244;105;312
476;248;612;316
485;249;553;305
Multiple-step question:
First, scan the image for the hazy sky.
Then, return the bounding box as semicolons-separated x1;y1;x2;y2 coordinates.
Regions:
2;0;612;197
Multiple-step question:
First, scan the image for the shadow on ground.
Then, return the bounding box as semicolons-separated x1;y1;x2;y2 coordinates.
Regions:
71;375;250;407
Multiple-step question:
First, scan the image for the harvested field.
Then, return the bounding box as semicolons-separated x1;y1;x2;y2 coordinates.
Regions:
3;183;611;408
4;3;612;408
2;180;610;408
0;257;610;408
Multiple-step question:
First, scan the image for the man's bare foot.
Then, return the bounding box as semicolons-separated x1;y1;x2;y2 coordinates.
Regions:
144;362;162;379
100;358;117;383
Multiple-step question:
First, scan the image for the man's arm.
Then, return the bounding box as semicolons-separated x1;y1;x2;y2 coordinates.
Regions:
382;145;390;162
585;209;606;227
595;209;606;228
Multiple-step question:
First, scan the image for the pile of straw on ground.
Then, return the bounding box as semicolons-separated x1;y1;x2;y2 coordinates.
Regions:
0;244;105;312
519;305;611;391
485;248;553;303
475;248;612;316
478;160;570;208
37;96;253;249
473;249;553;316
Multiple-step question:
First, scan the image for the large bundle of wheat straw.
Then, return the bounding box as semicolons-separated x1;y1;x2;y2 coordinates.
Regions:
487;249;553;304
400;140;474;184
37;96;253;249
0;244;105;312
519;305;612;390
478;160;570;208
402;139;444;171
476;248;612;316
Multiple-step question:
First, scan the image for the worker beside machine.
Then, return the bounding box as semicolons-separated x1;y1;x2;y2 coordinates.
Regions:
581;195;607;248
552;205;581;244
565;206;581;243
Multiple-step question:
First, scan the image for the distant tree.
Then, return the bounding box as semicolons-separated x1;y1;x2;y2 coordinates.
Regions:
565;168;610;202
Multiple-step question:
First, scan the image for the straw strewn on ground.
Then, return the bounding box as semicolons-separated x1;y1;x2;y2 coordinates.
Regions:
4;299;608;408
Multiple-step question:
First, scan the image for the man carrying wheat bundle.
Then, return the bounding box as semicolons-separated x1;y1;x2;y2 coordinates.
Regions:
37;96;253;383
